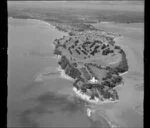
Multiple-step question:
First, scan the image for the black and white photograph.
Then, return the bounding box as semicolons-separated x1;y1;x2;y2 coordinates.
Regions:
8;0;144;127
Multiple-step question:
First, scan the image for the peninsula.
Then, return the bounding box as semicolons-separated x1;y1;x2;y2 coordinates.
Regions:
53;30;128;104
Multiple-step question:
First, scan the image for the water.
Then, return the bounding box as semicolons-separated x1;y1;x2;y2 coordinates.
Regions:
8;18;110;128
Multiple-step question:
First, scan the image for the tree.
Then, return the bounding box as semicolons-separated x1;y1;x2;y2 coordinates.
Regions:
58;56;69;69
53;48;62;56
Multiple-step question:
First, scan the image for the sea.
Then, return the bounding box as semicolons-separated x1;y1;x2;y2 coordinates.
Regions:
8;18;110;128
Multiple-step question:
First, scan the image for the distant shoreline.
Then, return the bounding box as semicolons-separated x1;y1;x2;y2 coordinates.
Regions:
8;17;56;29
8;16;144;25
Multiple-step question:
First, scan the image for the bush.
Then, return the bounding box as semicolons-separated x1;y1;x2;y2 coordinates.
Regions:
68;67;81;79
53;48;62;55
102;48;110;55
58;56;69;69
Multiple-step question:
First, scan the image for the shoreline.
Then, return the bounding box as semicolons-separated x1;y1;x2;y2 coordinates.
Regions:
8;14;143;128
8;17;68;35
52;30;127;105
56;66;74;81
8;16;144;24
55;63;121;105
73;87;119;105
119;71;128;76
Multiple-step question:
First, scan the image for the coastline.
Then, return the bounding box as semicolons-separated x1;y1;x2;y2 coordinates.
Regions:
51;27;128;112
8;17;68;36
51;28;134;128
8;16;143;127
119;71;128;76
56;66;74;81
73;87;119;105
55;62;121;105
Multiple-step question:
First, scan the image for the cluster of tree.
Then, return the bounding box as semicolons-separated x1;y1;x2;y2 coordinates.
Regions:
83;83;93;89
58;56;69;69
53;38;67;56
53;33;128;102
55;26;68;32
103;89;119;100
101;44;109;50
102;45;129;74
69;32;76;36
70;23;98;32
53;36;65;46
113;49;129;74
73;77;85;90
102;72;123;88
72;70;119;101
65;65;81;79
90;45;101;56
105;66;118;75
102;48;114;55
97;87;118;100
58;56;82;80
53;48;62;56
114;45;121;50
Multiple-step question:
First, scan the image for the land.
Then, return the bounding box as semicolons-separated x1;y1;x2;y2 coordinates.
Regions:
53;30;128;102
8;1;144;128
8;1;144;33
53;25;143;127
